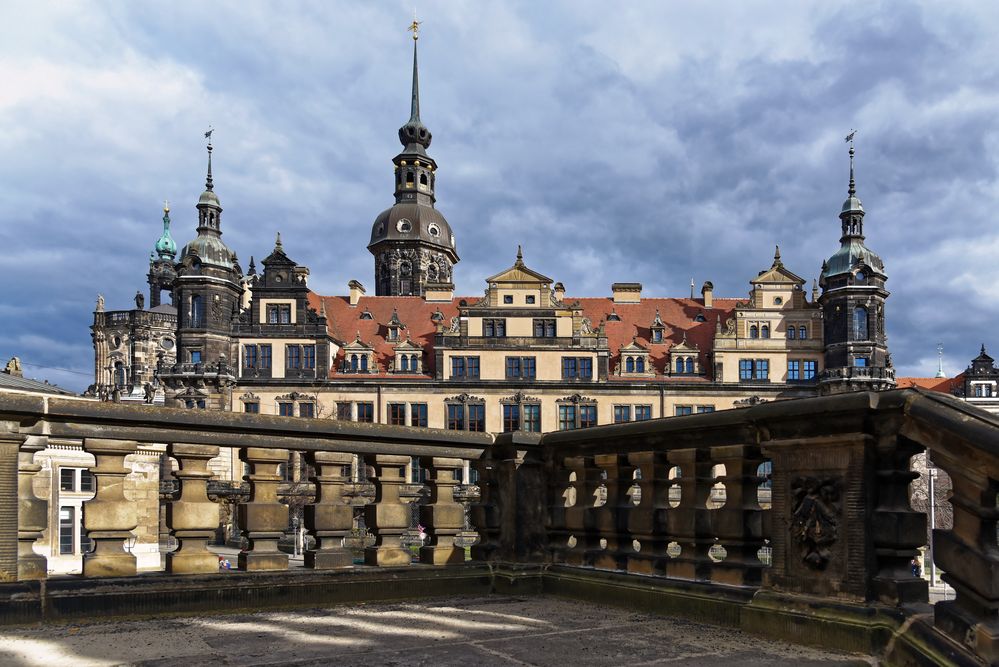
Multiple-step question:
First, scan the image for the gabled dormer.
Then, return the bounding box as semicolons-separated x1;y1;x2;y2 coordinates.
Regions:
386;309;406;342
341;333;378;374
392;335;424;374
617;337;653;377
749;246;807;310
482;246;554;308
649;309;667;344
670;335;701;376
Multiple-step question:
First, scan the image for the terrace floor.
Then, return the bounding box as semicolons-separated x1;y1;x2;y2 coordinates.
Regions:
0;595;873;666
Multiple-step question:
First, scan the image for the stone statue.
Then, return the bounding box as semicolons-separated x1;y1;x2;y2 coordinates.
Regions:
449;316;461;333
725;318;736;335
143;382;155;404
580;317;593;334
96;294;105;312
111;385;122;403
134;291;144;310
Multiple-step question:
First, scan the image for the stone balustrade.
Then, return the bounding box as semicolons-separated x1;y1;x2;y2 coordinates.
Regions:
0;388;996;666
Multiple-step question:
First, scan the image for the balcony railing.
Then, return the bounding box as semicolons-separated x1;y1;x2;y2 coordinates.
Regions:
1;387;996;665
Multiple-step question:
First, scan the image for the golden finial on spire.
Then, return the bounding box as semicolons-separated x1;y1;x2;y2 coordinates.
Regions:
163;199;170;213
408;12;421;41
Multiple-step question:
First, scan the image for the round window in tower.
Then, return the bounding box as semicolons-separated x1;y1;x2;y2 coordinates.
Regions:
111;336;122;349
397;218;412;233
855;271;866;282
774;296;783;305
161;337;175;350
428;223;440;237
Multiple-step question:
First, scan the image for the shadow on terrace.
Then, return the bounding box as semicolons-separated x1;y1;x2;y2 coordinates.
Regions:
0;388;996;666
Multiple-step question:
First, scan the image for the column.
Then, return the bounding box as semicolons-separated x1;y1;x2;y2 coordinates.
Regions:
82;438;138;577
419;457;465;565
237;447;289;571
664;448;713;581
18;435;47;580
591;454;634;571
165;444;220;574
363;454;411;566
626;451;669;575
304;451;353;569
709;444;766;586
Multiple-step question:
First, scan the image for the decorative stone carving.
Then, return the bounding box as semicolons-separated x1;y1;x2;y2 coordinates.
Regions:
789;476;841;570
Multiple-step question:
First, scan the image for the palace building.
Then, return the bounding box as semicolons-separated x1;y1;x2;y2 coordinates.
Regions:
90;29;896;473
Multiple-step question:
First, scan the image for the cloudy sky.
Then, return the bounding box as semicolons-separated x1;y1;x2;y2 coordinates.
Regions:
2;1;998;392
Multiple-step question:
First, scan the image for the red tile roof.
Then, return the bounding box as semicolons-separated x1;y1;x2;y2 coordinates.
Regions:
309;292;739;380
895;376;962;393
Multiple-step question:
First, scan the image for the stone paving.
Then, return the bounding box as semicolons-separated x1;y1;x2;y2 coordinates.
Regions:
0;596;874;666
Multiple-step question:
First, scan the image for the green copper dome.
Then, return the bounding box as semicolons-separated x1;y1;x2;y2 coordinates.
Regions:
153;205;177;260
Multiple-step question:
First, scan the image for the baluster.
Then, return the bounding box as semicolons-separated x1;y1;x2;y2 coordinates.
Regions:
363;454;411;566
17;435;47;580
592;454;634;571
563;456;601;566
419;457;465;565
82;438;138;577
303;451;353;569
709;444;765;586
165;444;220;574
665;447;713;581
930;452;999;664
627;451;669;575
546;457;574;564
237;447;289;571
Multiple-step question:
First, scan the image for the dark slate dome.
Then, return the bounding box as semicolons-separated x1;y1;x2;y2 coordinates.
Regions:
368;203;457;255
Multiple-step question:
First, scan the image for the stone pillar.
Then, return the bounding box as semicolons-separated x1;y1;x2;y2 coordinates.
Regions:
363;454;411;566
664;448;713;581
469;447;500;561
237;447;289;571
626;451;669;575
419;457;465;565
563;455;602;567
591;454;634;571
165;444;220;574
17;435;47;580
304;451;353;569
709;444;765;586
82;438;138;578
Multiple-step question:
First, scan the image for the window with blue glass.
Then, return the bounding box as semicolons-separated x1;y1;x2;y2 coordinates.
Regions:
614;405;631;423
788;360;800;381
451;356;480;379
484;319;506;337
562;357;592;379
533;319;557;338
739;359;753;380
675;405;693;416
803;360;817;380
635;405;652;421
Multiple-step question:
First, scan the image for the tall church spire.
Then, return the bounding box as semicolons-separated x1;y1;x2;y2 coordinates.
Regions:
398;18;431;152
840;130;864;240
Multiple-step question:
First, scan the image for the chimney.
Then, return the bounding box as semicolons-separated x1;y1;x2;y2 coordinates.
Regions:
701;281;714;308
611;282;642;304
348;280;365;306
424;282;455;303
553;282;565;302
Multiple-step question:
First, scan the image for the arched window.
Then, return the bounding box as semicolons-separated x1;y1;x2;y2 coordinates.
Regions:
191;295;203;327
350;354;358;371
853;306;869;340
360;355;368;371
400;355;409;371
406;171;415;185
419;173;428;186
787;326;796;340
636;357;645;373
113;362;126;388
799;326;807;339
626;357;635;373
676;358;684;374
685;358;694;374
761;324;770;339
410;354;418;370
749;325;759;339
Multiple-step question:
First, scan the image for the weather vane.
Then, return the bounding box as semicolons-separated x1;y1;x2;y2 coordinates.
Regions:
204;125;214;148
408;12;421;41
845;129;856;147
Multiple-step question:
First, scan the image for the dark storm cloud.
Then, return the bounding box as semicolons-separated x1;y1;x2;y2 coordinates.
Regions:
2;1;998;391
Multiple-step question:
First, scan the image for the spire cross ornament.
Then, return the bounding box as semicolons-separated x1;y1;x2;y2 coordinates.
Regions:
204;126;214;148
844;129;857;197
408;14;421;41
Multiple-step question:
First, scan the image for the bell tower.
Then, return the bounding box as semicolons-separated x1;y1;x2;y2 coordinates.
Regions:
147;201;177;308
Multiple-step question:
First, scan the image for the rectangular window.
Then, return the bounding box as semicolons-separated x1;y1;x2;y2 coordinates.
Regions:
280;305;291;323
533;319;557;338
855;357;868;367
389;403;406;426
675;406;693;416
410;403;428;428
522;357;536;379
755;359;769;380
635;405;652;421
483;319;506;337
696;405;715;414
503;404;520;432
260;345;272;369
614;405;632;423
558;405;576;431
739;359;753;380
190;350;202;364
787;325;797;340
447;404;464;430
303;345;316;370
468;404;485;432
79;470;95;493
505;356;521;379
451;356;481;379
60;468;75;492
278;402;294;417
244;345;258;369
299;403;315;418
356;402;374;423
59;507;74;555
579;405;597;429
267;305;278;324
562;357;593;379
523;404;541;432
336;402;352;421
287;345;302;369
244;402;260;414
788;360;800;381
504;356;536;379
466;357;480;378
803;360;817;380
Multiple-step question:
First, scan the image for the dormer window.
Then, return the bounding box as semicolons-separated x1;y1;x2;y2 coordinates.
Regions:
652;329;663;343
607;310;621;322
359;308;373;320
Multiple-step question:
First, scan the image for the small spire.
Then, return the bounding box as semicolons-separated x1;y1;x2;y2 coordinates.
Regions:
319;299;327;317
204;127;214;191
163;199;170;213
408;16;421;123
516;244;524;265
982;343;988;356
845;129;857;197
773;245;782;266
247;256;256;275
275;232;283;250
690;277;695;299
935;342;945;378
